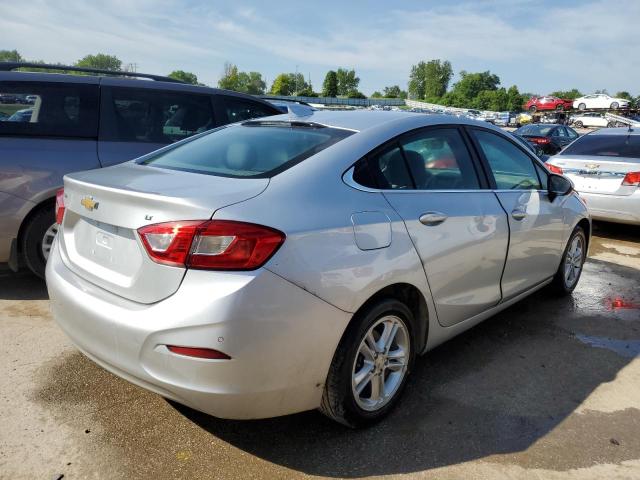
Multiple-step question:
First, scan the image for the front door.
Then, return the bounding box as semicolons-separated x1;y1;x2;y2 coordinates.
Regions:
370;126;509;326
469;128;565;299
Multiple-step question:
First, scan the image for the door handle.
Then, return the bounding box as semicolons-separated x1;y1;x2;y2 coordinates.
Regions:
419;212;448;226
511;209;527;221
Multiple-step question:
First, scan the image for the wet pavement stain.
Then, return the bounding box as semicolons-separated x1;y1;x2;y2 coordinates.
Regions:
576;334;640;358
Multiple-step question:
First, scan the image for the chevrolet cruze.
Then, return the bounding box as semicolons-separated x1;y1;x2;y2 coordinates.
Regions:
47;110;590;427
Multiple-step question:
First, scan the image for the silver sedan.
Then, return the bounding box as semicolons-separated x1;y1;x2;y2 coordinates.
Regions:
46;110;590;427
547;127;640;225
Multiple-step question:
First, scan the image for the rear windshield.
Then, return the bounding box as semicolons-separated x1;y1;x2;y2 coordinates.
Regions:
561;134;640;159
516;124;554;136
137;122;354;177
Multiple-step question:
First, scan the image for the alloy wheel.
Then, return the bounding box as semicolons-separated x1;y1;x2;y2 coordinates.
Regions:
351;315;410;412
41;222;58;261
564;235;584;289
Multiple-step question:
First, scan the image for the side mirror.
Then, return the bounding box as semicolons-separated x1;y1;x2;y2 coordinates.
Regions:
548;174;572;201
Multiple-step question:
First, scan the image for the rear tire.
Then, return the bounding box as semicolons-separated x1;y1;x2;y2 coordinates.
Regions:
21;205;56;279
610;102;619;109
556;104;564;111
319;299;416;428
574;121;583;128
549;226;586;295
529;106;537;113
578;103;586;111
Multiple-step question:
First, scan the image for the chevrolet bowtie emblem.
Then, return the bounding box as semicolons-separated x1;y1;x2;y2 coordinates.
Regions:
80;196;99;211
585;163;600;169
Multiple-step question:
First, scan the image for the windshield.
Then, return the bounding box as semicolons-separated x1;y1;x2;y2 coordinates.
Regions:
561;134;640;159
516;124;554;136
138;122;354;177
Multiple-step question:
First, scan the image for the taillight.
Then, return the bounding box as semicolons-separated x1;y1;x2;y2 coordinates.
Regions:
531;137;551;144
547;163;564;175
55;188;65;224
138;220;285;270
622;171;640;186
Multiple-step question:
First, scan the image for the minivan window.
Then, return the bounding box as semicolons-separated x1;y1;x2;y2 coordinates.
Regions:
561;134;640;159
102;87;215;143
0;82;98;138
219;96;279;124
138;122;354;178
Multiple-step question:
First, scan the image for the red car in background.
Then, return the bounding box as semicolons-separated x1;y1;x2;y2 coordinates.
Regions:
525;96;573;112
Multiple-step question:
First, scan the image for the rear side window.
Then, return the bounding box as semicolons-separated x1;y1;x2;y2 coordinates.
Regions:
219;96;278;124
472;129;542;190
561;134;640;159
0;81;98;138
138;122;353;178
101;87;215;143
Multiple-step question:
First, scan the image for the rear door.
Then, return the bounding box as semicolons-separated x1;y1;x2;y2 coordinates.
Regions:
98;85;216;167
374;126;509;326
469;128;565;299
0;77;100;203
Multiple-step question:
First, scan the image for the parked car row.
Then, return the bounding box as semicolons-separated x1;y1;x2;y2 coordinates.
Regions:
525;93;632;113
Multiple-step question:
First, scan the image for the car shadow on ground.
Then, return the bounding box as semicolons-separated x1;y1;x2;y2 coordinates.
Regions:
0;268;48;300
173;258;640;477
592;220;640;243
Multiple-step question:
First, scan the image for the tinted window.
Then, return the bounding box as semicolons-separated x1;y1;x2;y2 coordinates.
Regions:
566;127;578;138
369;144;413;190
104;87;214;143
472;129;541;190
561;134;640;159
219;97;278;124
516;124;554;136
399;128;479;190
0;82;98;138
138;122;353;178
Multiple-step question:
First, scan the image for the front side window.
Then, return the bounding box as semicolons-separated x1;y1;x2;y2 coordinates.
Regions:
138;122;353;178
219;97;278;124
0;81;98;137
472;129;541;190
105;87;215;143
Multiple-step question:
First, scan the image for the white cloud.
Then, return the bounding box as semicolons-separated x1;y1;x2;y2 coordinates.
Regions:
0;0;638;94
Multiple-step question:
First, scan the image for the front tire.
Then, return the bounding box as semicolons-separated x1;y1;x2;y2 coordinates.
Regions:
578;103;586;111
320;299;416;428
574;120;583;128
21;205;56;279
610;102;619;109
529;106;537;113
550;226;586;295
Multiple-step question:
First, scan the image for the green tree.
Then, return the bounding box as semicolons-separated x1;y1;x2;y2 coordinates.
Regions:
237;71;266;94
408;59;453;101
347;90;366;99
168;70;200;85
322;70;338;97
0;49;23;62
270;73;293;95
75;53;122;71
506;85;526;112
453;71;500;103
614;91;633;100
371;91;383;98
336;68;360;96
549;89;583;100
218;62;240;90
382;85;407;98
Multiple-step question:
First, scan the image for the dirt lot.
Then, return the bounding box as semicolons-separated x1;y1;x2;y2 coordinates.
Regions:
1;222;639;480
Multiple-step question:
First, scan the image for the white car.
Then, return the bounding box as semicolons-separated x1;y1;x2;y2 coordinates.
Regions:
570;113;610;128
573;94;630;111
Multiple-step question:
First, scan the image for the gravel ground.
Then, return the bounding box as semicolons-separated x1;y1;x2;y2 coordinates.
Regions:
1;221;639;480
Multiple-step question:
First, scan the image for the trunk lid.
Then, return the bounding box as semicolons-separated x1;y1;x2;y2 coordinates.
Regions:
548;154;640;196
59;162;268;303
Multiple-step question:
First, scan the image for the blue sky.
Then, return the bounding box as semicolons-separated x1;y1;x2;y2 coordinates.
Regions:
1;0;638;96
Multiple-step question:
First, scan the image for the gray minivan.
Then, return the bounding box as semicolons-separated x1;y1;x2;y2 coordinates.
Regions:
0;63;280;277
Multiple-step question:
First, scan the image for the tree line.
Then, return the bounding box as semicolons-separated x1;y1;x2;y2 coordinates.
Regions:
1;50;637;110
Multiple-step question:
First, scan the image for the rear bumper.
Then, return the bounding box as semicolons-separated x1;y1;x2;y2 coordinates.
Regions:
577;190;640;225
46;237;350;419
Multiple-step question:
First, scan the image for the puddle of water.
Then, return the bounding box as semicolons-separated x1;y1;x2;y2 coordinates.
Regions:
576;334;640;358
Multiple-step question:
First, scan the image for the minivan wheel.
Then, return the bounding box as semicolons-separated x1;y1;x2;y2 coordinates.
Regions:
320;299;415;428
21;205;56;279
550;226;586;295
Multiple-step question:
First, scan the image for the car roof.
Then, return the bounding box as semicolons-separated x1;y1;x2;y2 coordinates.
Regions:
0;70;277;107
262;109;496;133
588;126;640;136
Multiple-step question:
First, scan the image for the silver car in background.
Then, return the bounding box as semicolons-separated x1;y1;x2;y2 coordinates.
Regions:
47;111;590;427
547;127;640;225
